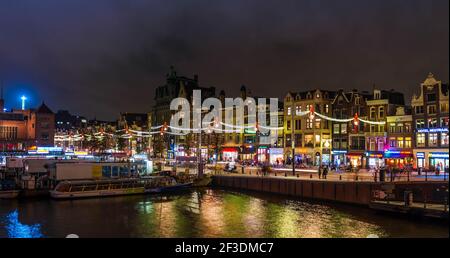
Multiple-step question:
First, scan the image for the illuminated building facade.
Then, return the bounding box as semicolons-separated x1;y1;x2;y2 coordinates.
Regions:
0;98;55;153
364;89;405;168
411;73;449;170
284;90;335;166
151;66;216;159
385;106;414;168
331;89;371;168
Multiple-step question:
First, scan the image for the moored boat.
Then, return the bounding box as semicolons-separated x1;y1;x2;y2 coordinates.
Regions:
50;176;194;199
0;190;20;199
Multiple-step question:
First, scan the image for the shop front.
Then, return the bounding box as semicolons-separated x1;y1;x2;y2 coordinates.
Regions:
414;150;449;170
268;148;284;165
321;150;331;166
240;145;255;161
429;152;449;172
416;152;425;168
346;152;364;168
384;150;414;168
366;152;384;168
291;148;314;166
221;147;239;162
332;150;347;167
256;146;269;163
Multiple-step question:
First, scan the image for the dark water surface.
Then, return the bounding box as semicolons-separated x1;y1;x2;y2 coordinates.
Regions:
0;189;448;238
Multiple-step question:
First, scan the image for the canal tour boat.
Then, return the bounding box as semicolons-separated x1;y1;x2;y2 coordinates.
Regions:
49;176;192;199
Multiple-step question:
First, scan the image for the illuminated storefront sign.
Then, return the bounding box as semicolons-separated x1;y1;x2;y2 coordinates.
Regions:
384;150;413;158
268;148;283;155
416;152;425;158
429;153;449;159
331;150;347;154
417;128;449;133
28;147;63;155
365;152;383;158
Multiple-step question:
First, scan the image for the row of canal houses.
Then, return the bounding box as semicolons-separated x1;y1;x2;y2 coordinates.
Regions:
282;73;448;170
152;68;448;170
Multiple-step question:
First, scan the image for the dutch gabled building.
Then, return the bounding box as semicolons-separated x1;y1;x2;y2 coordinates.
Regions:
331;89;371;168
411;73;449;170
284;89;335;166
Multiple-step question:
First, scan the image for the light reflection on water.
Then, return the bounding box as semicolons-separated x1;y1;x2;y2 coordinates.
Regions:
3;210;43;238
0;189;447;238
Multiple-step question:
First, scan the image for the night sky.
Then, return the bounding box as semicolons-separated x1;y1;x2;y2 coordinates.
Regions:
0;0;448;120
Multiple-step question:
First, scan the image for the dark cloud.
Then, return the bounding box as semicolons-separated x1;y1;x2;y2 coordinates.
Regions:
0;0;448;120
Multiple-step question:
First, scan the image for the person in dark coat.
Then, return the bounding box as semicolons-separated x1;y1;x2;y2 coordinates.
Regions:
323;166;328;179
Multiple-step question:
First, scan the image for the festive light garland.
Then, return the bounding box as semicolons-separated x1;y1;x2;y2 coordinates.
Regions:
358;118;386;125
55;108;387;142
313;112;353;122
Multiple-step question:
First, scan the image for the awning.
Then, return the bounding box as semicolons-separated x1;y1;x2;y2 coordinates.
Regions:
222;147;239;153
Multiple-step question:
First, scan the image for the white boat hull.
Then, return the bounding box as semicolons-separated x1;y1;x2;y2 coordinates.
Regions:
50;187;145;199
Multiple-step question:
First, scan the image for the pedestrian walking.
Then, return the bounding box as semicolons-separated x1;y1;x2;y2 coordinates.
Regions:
318;165;322;179
323;166;328;179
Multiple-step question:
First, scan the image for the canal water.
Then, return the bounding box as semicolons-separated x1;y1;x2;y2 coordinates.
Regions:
0;189;447;238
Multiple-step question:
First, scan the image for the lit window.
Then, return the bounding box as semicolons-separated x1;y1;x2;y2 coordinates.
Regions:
370;107;376;119
397;137;404;148
441;133;449;146
304;134;313;146
389;123;395;133
416;133;425;147
314;119;321;129
341;124;347;134
377;139;384;151
369;138;376;151
287;107;291;116
389;137;396;148
416;119;425;129
306;118;313;129
405;123;411;133
405;137;411;148
333;124;340;134
429;133;438;146
440;117;449;127
295;105;302;115
315;135;321;143
429;118;438;128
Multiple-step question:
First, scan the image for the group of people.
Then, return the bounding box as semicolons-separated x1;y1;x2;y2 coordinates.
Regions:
318;165;329;179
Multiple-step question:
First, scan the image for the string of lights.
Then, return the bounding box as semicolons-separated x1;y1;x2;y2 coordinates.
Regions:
55;109;387;142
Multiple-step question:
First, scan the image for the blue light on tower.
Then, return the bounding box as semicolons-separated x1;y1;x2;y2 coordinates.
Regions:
21;95;27;110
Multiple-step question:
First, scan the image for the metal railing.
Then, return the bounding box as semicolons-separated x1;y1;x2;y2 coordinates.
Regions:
210;164;449;182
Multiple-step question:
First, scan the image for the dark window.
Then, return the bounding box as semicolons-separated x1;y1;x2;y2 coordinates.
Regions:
426;94;436;102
